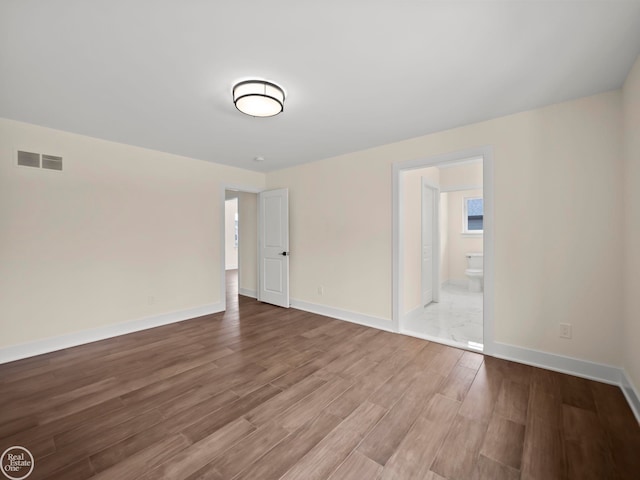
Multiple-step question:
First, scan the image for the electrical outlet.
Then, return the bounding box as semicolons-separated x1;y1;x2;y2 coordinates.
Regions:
317;286;324;296
559;323;572;339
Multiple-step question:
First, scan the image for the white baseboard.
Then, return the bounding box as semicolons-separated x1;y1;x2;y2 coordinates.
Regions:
400;328;483;352
621;370;640;423
402;306;424;323
291;300;639;423
490;341;622;386
0;302;224;365
3;296;638;424
489;341;640;424
290;299;394;333
238;288;257;298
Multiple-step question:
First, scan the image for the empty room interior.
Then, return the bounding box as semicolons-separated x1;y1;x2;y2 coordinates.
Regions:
2;1;640;479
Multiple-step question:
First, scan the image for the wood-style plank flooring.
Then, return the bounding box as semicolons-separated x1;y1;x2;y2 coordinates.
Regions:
1;270;639;479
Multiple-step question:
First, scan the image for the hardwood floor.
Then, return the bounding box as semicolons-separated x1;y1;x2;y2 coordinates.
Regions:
1;270;639;479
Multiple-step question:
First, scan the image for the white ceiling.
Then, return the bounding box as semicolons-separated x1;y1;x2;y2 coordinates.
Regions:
2;1;640;172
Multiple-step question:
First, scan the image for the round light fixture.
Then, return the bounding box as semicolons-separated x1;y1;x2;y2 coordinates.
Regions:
232;80;285;117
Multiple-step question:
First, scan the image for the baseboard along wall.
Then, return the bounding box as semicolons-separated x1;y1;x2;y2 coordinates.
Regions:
0;302;223;365
317;300;640;424
238;288;257;298
2;297;638;424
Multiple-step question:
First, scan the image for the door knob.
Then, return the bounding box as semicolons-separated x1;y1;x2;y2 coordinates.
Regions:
279;251;289;256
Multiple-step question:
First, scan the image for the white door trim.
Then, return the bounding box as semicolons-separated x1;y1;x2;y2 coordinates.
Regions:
219;183;265;313
392;146;495;355
421;178;440;305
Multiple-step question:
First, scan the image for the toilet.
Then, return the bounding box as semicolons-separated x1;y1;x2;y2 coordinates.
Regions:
465;253;484;293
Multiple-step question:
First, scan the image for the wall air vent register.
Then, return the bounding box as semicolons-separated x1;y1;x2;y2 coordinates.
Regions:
17;150;63;171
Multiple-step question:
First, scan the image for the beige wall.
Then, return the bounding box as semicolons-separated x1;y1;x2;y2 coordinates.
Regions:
402;167;439;314
0;118;264;348
440;162;484;285
225;198;238;270
440;161;483;188
238;192;258;295
0;85;630;372
623;55;640;392
267;90;623;366
446;189;484;284
266;154;391;319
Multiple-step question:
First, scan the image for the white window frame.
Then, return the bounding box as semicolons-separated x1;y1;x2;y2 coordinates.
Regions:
463;196;484;236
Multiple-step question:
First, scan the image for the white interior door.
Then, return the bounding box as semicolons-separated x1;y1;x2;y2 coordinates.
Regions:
422;179;439;306
258;188;289;308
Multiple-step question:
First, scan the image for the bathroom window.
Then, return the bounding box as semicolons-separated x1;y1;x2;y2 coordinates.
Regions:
464;197;483;234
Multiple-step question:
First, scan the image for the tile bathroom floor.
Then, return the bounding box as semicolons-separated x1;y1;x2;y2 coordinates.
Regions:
404;283;483;348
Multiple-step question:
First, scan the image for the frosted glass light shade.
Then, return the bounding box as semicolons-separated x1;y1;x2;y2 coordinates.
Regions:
233;80;285;117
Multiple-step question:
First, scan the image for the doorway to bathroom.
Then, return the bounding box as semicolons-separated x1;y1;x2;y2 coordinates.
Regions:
393;147;494;354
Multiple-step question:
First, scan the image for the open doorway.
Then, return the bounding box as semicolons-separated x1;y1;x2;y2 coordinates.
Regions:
393;148;494;354
223;189;258;310
404;162;484;349
224;195;239;272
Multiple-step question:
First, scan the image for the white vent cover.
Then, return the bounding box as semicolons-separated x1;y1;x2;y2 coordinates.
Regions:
17;150;40;168
16;150;63;171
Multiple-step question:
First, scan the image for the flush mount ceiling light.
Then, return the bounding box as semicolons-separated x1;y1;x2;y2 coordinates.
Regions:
232;80;285;117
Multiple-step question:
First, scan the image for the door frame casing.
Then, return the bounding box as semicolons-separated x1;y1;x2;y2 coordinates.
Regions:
392;146;495;355
421;178;440;306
